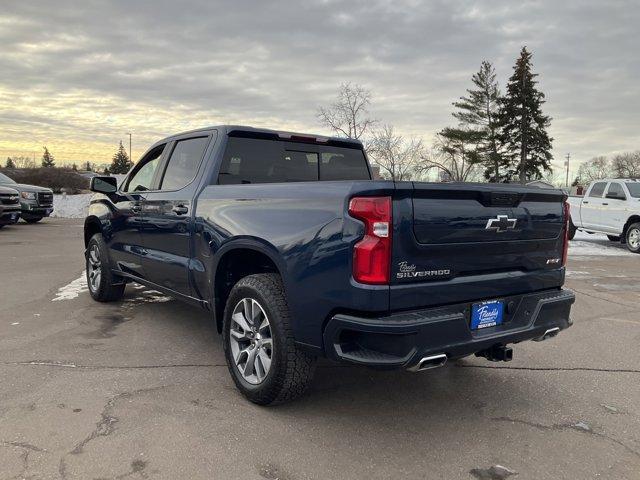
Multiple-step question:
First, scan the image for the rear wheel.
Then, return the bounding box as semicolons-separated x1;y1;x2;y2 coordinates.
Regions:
23;216;43;224
625;223;640;253
223;273;316;405
86;234;126;301
607;235;621;242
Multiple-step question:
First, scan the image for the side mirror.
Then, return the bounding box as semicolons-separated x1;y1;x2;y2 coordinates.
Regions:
605;192;626;201
90;176;118;194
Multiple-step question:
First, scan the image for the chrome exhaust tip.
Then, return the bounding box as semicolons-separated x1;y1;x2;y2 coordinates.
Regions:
408;353;448;372
533;327;560;342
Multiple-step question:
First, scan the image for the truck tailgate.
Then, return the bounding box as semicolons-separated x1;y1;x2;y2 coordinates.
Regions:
390;182;567;310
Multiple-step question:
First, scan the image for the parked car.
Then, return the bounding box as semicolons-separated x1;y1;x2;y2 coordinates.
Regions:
567;178;640;253
0;185;21;228
84;125;575;405
0;172;54;223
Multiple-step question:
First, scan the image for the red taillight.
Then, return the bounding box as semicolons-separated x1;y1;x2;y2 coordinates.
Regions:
348;196;392;284
562;201;570;266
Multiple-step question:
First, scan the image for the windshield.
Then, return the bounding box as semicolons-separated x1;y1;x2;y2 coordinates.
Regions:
0;172;17;184
626;182;640;198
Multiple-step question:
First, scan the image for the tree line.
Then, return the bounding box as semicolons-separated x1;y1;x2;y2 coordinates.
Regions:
574;151;640;184
317;47;553;183
2;141;133;174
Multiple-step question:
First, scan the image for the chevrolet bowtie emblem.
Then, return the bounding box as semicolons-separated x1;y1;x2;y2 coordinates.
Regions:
486;215;517;232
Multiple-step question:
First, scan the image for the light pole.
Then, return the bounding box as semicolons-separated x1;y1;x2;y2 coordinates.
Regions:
127;133;132;162
565;153;570;187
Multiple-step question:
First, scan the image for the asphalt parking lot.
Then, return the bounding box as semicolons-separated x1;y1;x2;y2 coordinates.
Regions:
1;218;639;480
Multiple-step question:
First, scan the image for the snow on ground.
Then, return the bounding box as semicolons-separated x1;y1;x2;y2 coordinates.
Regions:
569;230;631;257
50;193;92;218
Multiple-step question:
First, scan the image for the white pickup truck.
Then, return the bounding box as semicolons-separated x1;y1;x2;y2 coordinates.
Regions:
568;178;640;253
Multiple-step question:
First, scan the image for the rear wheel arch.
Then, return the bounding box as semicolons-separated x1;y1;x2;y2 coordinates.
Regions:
213;243;286;333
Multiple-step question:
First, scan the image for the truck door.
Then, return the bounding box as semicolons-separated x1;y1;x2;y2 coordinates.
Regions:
140;133;214;296
602;181;628;234
108;144;167;279
580;181;607;230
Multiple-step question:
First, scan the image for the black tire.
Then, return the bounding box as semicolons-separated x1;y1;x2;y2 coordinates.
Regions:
567;218;577;240
625;223;640;254
607;235;621;242
23;216;43;224
86;233;126;302
222;273;316;405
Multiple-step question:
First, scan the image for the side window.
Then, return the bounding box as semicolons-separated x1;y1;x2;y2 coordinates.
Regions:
589;182;606;198
124;145;165;192
160;137;209;191
606;182;625;199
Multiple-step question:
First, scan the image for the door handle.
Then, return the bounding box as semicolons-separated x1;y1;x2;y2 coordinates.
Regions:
602;203;608;206
172;205;189;215
583;201;589;204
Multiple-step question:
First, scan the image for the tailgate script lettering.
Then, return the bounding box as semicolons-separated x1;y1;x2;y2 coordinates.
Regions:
397;261;451;279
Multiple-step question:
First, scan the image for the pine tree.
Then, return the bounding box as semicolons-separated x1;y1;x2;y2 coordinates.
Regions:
85;161;92;172
72;163;78;171
110;141;133;174
498;47;553;182
452;61;504;181
5;157;15;168
41;147;55;168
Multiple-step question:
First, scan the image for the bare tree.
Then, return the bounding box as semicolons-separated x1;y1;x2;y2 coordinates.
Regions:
420;130;482;182
575;156;613;184
611;151;640;178
9;155;36;168
317;82;376;140
366;125;425;181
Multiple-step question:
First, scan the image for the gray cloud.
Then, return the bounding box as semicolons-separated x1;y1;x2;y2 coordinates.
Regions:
0;0;638;171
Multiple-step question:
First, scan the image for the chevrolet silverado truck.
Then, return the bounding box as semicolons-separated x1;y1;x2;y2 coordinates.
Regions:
0;186;21;228
0;172;54;223
568;179;640;253
84;126;575;405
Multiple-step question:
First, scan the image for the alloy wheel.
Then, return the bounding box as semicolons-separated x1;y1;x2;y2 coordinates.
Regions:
629;228;640;250
229;298;273;385
87;244;102;292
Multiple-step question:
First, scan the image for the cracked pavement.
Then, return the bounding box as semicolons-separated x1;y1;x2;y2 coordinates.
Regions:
1;218;639;479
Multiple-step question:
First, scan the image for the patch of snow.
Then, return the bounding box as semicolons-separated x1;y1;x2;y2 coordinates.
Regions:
50;193;92;219
569;230;630;257
53;272;88;301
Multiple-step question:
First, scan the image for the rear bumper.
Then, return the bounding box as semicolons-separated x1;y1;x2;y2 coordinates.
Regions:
323;288;575;369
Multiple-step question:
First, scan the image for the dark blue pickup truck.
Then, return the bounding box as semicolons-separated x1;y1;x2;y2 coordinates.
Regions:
84;125;575;405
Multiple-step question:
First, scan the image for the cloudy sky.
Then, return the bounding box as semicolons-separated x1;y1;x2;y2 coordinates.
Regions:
0;0;638;176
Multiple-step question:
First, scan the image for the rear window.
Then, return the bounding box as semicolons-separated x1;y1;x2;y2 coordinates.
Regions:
217;137;370;185
589;182;606;197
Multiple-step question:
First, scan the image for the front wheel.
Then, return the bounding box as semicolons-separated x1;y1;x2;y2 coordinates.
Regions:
625;223;640;253
223;273;316;405
86;234;126;301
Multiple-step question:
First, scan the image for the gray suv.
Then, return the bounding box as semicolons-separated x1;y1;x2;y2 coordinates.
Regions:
0;172;54;223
